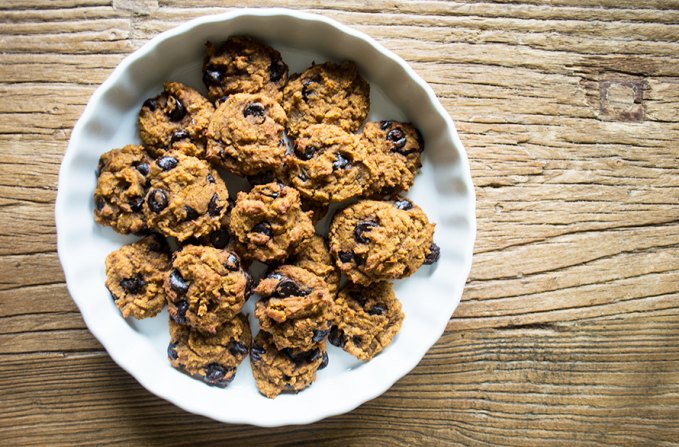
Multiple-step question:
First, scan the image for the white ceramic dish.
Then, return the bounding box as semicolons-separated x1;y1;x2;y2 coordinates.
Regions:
55;8;476;426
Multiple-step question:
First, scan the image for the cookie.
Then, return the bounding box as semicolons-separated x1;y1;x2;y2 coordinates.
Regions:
138;81;214;158
284;124;377;204
283;61;369;137
168;313;251;387
289;234;340;298
361;120;424;197
328;198;437;285
202;36;288;103
143;152;229;241
229;182;314;263
250;331;328;399
94;144;152;234
254;265;334;351
166;244;250;334
105;234;170;319
206;93;287;176
329;282;404;360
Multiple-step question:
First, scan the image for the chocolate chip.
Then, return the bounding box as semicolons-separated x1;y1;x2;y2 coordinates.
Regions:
167;96;186;122
95;196;105;211
294;143;317;161
147;189;168;213
170;129;189;143
270;58;287;83
352;335;362;346
424;242;440;265
169;270;189;295
203;68;222;86
224;253;240;271
312;328;329;343
129;196;144;212
210;229;229;249
156;156;178;171
379;120;392;131
184;206;199;221
245;272;254;297
173;300;189;324
301;75;320;102
354;220;378;243
120;274;145;294
275;277;308;298
298;169;308;182
207;193;221;217
386;128;407;150
206;173;215;184
349;292;367;306
142;98;157;111
134;162;149;176
96;158;104;177
394;198;413;211
368;305;385;316
261;183;282;199
228;341;249;356
215;95;229;105
283;347;320;366
318;351;329;370
205;363;227;382
167;342;178;360
250;344;265;361
338;251;355;263
328;326;346;347
243;103;266;124
252;221;272;238
332;152;351;171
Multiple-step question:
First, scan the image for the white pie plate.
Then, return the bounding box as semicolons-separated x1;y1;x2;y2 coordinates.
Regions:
55;8;476;426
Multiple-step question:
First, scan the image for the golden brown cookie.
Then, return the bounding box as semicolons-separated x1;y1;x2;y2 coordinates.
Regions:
329;282;404;361
254;265;334;351
289;235;340;298
166;245;250;334
138;81;214;158
105;234;170;319
284;124;377;204
361;120;424;197
202;36;288;103
283;61;369;137
143;152;229;241
168;314;251;387
328;198;437;285
250;331;328;399
94;144;152;234
206;93;287;176
229;182;314;263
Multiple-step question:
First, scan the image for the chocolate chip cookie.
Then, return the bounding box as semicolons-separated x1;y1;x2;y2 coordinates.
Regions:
254;265;334;351
328;198;437;285
250;331;328;399
229;182;314;263
329;282;404;360
203;36;288;103
143;152;229;241
168;313;251;387
105;234;170;319
166;244;249;334
206;93;287;176
289;234;340;298
138;81;214;157
361;120;424;197
94;144;152;234
284;124;377;204
283;61;369;137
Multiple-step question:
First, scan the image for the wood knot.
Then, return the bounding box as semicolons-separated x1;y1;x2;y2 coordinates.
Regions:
599;78;646;122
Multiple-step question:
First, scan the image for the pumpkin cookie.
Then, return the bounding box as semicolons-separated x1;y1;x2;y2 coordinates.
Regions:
289;235;340;298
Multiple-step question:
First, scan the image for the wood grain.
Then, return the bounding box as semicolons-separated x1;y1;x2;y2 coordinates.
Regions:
1;1;678;445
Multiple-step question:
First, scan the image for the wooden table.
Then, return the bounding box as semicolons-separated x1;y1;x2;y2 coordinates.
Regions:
1;1;678;445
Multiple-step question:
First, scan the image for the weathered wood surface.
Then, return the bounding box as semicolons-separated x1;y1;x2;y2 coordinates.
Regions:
1;1;678;445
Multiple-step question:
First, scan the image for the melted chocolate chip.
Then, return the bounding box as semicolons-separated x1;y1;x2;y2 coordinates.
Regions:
167;96;186;122
328;326;346;347
167;342;178;360
386;128;407;150
228;341;249;356
129;196;144;212
184;206;199;221
270;57;287;83
312;328;329;343
252;221;272;238
294;143;317;161
250;344;265;361
170;129;189;143
424;242;440;265
298;169;309;182
169;270;189;295
354;220;378;243
147;189;168;213
134;162;150;176
379;120;392;131
338;251;355;263
207;193;221;217
142;98;157;111
243;103;266;124
205;363;227;382
301;75;321;102
352;335;363;346
275;277;309;298
394;198;413;211
283;347;321;366
224;253;240;271
349;291;367;306
95;196;105;212
368;305;385;316
332;152;351;171
119;274;145;294
203;68;223;86
206;173;215;184
156;156;178;171
173;300;189;324
210;229;229;249
318;351;329;370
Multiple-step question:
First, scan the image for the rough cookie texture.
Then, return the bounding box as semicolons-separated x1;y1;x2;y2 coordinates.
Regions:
229;182;314;263
168;314;251;387
138;81;214;157
361;120;424;197
94;144;152;234
250;331;327;399
285;124;376;204
105;234;170;319
203;36;288;103
254;265;334;351
283;61;369;137
328;198;436;285
143;152;229;241
206;93;287;176
289;235;340;297
166;245;249;334
329;282;404;360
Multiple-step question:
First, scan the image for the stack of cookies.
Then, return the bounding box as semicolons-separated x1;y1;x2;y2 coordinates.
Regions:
95;36;440;398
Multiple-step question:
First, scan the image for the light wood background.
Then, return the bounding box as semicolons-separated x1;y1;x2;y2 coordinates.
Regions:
1;1;678;445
